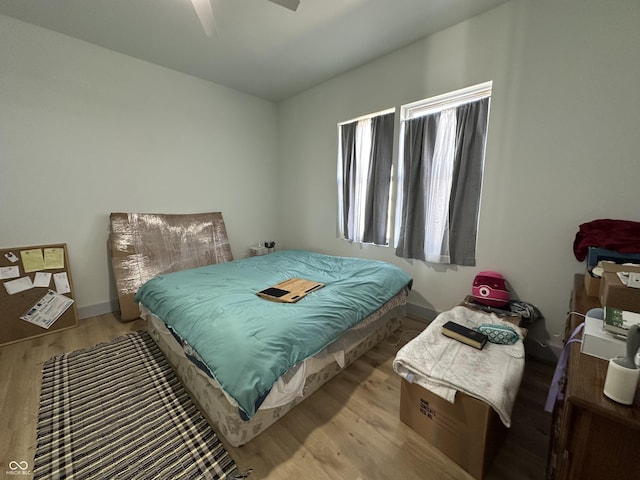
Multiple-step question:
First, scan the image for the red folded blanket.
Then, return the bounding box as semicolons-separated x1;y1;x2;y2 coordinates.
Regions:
573;219;640;261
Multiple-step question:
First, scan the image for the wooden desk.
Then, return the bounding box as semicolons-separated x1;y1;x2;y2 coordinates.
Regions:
548;274;640;479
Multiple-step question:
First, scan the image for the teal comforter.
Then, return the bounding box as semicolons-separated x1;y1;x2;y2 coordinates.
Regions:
135;250;412;418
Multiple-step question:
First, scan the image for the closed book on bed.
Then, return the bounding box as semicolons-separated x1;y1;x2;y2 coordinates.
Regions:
441;321;488;350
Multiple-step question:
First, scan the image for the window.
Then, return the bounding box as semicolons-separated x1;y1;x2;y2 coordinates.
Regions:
394;82;492;265
337;109;395;245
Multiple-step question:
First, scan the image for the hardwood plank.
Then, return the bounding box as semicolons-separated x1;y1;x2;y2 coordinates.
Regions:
0;314;145;474
0;314;554;479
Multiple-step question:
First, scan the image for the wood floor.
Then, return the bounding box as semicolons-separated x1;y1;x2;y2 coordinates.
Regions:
0;314;554;480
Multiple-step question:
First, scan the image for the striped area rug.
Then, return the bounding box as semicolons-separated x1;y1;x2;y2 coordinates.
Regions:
34;331;240;479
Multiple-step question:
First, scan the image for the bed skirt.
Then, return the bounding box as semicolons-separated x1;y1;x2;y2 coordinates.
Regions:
145;293;406;446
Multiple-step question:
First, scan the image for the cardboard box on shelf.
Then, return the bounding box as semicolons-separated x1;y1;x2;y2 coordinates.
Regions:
599;266;640;314
399;379;506;480
585;261;640;298
584;270;601;298
601;261;640;276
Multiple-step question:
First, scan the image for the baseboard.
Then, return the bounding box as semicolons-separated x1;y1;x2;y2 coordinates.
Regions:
77;300;119;320
406;303;439;322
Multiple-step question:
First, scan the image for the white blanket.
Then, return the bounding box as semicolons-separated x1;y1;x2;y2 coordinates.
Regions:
393;306;525;427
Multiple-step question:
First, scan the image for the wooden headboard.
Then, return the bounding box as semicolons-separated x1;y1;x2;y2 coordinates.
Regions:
109;212;233;321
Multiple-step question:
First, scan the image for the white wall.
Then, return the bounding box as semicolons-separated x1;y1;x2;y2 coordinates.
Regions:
0;16;279;316
3;1;639;358
276;0;640;358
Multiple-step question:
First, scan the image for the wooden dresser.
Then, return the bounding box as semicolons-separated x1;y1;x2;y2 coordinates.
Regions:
547;274;640;479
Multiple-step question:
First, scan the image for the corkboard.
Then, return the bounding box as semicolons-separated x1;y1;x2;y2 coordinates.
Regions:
0;243;78;346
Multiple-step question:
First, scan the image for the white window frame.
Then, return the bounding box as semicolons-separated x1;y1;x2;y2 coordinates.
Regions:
400;81;492;120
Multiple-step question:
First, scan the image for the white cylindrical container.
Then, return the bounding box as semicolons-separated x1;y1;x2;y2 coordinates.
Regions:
603;359;640;405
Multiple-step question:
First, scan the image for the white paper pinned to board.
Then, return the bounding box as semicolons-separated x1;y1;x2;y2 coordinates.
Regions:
20;290;74;329
3;276;34;295
53;272;71;294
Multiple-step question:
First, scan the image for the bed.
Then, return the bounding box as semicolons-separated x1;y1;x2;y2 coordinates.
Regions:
109;212;412;446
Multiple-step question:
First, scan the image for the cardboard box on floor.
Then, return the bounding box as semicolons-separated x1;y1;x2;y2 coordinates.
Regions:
460;296;522;326
598;263;640;313
459;297;528;338
108;212;233;321
400;379;506;480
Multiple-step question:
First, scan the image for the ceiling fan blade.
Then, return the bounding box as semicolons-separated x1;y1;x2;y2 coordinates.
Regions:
190;0;216;37
268;0;300;12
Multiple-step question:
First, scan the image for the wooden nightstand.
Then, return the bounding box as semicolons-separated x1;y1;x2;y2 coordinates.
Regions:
547;274;640;479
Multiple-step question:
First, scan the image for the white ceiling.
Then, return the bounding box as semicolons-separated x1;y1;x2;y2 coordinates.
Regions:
0;0;509;101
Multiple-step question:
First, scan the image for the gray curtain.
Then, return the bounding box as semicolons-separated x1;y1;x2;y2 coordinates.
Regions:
395;114;439;261
448;97;489;266
362;112;394;245
340;121;357;239
340;112;395;245
395;98;489;265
